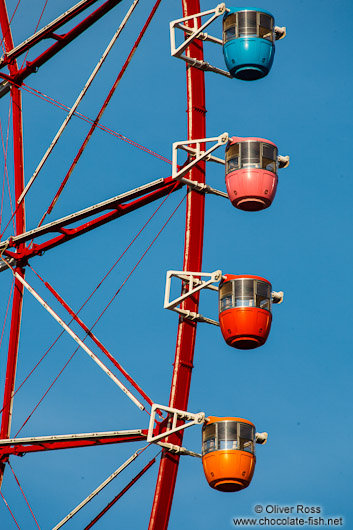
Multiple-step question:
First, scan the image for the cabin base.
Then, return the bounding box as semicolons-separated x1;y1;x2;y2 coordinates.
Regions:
213;479;246;492
233;65;267;81
234;196;270;211
229;336;263;350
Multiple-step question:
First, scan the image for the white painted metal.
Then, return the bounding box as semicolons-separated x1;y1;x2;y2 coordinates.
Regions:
164;270;221;326
172;133;228;182
147;404;205;443
0;178;167;252
12;271;145;411
156;441;202;458
178;144;225;165
170;3;232;78
0;430;144;447
51;449;142;530
178;177;228;198
0;0;98;64
17;0;140;204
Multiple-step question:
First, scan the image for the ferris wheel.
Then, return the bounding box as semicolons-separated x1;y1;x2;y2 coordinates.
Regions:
0;1;288;528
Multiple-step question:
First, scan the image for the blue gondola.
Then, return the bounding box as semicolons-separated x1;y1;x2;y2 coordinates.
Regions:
223;8;280;80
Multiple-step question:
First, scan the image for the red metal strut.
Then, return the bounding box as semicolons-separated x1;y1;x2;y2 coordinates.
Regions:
148;0;206;527
0;0;26;487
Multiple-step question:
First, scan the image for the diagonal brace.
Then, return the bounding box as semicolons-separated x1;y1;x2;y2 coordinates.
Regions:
10;270;145;411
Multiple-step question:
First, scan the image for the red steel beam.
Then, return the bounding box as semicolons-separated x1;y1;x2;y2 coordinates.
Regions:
0;0;101;68
148;0;206;527
0;0;26;487
0;0;124;86
2;178;182;263
0;432;148;461
84;457;157;530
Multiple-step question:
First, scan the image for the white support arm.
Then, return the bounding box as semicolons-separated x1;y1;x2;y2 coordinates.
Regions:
172;133;228;181
147;404;205;443
170;3;226;58
164;269;221;326
164;270;221;310
157;441;202;458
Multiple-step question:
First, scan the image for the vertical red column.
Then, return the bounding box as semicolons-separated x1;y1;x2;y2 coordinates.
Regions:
0;0;26;486
148;0;206;528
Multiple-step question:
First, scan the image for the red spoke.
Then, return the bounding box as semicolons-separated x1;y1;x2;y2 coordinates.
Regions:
0;99;14;233
13;190;185;434
85;192;186;337
0;0;22;52
20;0;49;69
14;348;79;437
29;264;156;412
84;455;158;529
0;488;21;529
149;0;206;526
0;185;181;418
8;462;42;530
0;278;14;352
40;0;164;223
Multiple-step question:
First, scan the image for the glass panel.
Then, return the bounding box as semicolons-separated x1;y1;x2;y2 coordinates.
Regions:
239;422;254;440
262;143;277;174
226;156;239;174
262;158;276;172
238;11;257;37
226;143;239;159
224;26;236;42
219;282;233;312
202;423;216;455
234;279;255;307
262;144;276;160
240;142;260;169
223;13;237;30
255;280;271;311
239;423;255;454
217;421;238;450
203;423;216;440
259;13;273;41
223;13;237;42
259;13;273;29
256;281;271;298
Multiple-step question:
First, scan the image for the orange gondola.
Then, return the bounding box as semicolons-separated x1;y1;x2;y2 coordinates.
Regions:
202;416;256;492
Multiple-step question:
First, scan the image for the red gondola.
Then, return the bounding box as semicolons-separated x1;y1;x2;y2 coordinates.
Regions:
219;274;276;349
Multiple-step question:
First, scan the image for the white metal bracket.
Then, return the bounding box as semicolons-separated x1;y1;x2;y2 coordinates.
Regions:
170;3;232;78
147;403;205;444
156;441;202;458
164;270;221;326
172;133;228;197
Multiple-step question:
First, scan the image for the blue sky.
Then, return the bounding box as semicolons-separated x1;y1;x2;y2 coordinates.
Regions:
0;0;353;528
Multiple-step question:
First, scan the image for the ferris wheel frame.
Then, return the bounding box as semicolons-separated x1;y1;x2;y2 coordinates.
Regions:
0;0;208;528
